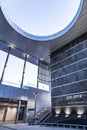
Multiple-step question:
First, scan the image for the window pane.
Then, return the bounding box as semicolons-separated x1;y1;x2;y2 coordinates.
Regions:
38;82;49;91
0;50;7;79
2;54;24;87
23;62;38;88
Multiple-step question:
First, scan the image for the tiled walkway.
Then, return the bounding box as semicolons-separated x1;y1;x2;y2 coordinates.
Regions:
0;124;82;130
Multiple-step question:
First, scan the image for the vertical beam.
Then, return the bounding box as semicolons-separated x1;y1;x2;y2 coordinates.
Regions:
23;101;28;123
37;60;39;89
34;93;39;117
3;106;8;122
0;47;11;84
20;54;27;88
15;100;21;124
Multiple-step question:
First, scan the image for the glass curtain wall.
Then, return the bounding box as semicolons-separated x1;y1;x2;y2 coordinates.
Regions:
0;43;50;90
38;61;50;91
0;45;38;89
0;50;8;79
2;54;24;87
22;61;38;89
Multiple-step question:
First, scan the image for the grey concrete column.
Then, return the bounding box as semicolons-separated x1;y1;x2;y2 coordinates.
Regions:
15;100;21;124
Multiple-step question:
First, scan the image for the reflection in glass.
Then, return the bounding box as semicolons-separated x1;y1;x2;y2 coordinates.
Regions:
0;50;7;79
38;82;49;91
2;54;24;87
23;61;38;88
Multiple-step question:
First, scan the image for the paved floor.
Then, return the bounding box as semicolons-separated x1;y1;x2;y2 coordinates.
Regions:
0;124;82;130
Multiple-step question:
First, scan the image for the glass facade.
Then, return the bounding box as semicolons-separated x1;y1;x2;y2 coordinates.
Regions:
23;61;38;88
0;50;7;79
38;82;49;91
51;35;87;107
0;46;50;91
38;61;50;91
2;54;24;87
0;47;39;88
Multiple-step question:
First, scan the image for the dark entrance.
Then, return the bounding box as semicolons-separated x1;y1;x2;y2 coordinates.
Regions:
18;107;25;121
18;101;27;123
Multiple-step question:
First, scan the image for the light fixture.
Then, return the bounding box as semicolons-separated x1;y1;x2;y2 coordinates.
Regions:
23;53;27;58
55;114;58;117
40;58;44;61
8;43;16;49
65;114;69;117
55;108;61;115
77;114;81;118
27;54;30;58
64;107;71;115
76;107;84;115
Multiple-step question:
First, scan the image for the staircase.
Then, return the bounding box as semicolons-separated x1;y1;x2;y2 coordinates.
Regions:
28;107;51;125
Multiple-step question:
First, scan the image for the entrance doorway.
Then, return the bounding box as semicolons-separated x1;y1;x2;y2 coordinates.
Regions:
0;98;27;123
18;107;25;121
18;101;27;123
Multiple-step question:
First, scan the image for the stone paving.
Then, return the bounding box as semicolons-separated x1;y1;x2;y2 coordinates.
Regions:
0;124;82;130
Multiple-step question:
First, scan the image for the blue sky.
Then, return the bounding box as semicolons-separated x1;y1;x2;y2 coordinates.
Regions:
1;0;81;36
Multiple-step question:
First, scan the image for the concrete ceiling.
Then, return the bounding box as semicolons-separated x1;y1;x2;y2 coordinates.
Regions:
0;0;87;64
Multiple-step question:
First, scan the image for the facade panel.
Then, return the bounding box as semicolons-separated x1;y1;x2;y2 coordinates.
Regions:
51;33;87;109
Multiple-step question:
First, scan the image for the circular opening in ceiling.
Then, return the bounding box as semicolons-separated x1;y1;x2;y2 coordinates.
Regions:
0;0;83;41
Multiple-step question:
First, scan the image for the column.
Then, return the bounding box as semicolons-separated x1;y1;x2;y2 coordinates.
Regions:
20;54;27;88
0;47;11;84
23;101;28;123
15;101;21;124
3;106;8;122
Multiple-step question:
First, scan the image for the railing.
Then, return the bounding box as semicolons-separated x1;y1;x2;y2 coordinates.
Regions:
42;112;52;123
28;107;51;125
40;122;87;130
36;111;51;124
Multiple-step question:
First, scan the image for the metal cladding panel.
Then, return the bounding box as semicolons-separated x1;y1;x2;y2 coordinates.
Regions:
0;84;29;101
51;34;87;108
